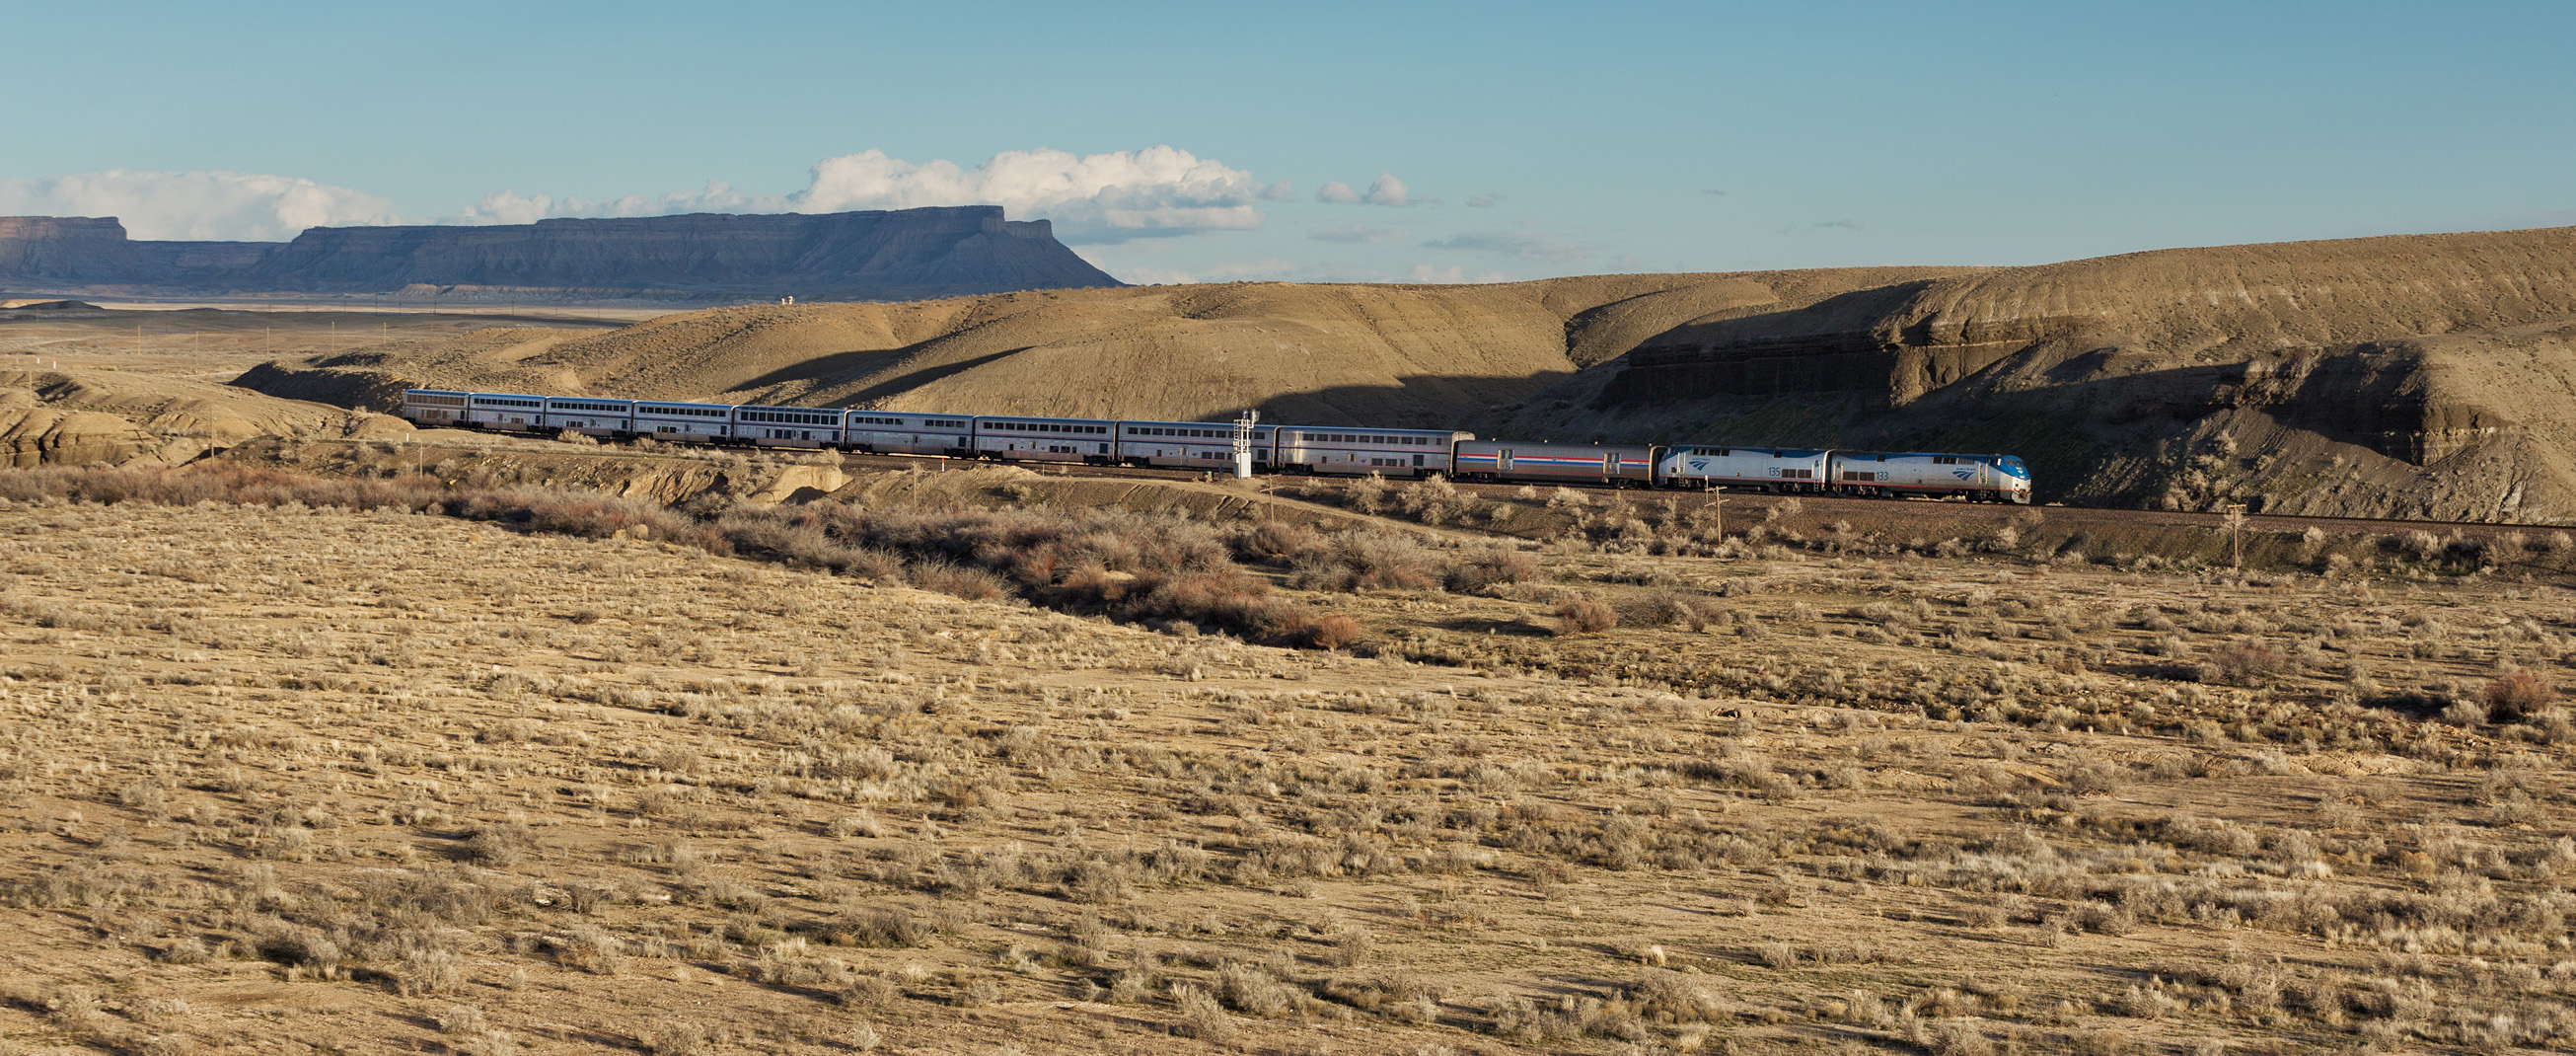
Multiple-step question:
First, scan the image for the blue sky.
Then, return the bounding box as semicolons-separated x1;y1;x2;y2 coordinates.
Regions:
5;0;2571;283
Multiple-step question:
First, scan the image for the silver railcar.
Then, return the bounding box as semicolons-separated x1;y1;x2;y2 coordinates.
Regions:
1274;426;1469;478
400;389;471;426
631;400;735;442
1116;419;1277;471
465;392;549;431
733;405;845;449
543;397;633;437
974;415;1117;464
843;412;975;456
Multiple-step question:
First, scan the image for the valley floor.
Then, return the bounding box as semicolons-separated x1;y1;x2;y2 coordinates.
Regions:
0;481;2571;1055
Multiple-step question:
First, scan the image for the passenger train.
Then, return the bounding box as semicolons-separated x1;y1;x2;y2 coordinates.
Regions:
400;389;2030;502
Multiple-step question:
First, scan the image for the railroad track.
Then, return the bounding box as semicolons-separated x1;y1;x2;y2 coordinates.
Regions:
830;450;2569;539
397;429;2571;540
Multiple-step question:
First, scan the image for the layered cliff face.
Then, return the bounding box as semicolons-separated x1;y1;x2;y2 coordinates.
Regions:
0;215;278;289
0;207;1121;302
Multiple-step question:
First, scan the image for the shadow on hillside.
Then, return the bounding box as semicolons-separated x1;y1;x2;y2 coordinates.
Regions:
1234;373;1578;429
804;347;1030;406
724;345;919;390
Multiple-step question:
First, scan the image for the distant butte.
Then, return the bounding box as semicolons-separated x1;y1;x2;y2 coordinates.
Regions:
0;207;1123;304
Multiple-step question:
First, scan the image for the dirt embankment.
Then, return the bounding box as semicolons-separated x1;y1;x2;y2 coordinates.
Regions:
0;368;405;469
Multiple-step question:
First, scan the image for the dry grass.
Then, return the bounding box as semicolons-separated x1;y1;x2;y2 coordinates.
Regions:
0;459;2572;1054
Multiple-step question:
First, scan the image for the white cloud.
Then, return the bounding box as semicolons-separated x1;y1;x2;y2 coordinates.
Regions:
455;180;761;225
410;146;1282;244
1362;174;1413;207
1317;173;1425;207
1;147;1346;255
0;169;400;241
1315;181;1362;204
781;146;1266;243
1466;193;1505;208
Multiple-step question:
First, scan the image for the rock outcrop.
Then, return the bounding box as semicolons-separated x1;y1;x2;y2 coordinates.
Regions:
0;207;1122;303
0;387;149;468
0;369;390;469
1518;226;2576;521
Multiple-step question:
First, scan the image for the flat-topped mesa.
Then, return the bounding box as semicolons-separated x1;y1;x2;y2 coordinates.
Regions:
0;216;156;284
236;206;1117;299
0;215;280;290
0;216;127;241
0;206;1123;302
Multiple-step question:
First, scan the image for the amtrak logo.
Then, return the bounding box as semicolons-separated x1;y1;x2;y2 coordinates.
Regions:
1951;470;1975;480
1688;459;1710;472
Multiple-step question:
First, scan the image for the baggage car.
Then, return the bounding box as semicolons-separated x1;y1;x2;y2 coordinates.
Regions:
1455;440;1656;487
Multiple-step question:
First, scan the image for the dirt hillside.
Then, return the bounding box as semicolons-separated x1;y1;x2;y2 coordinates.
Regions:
1520;226;2576;521
235;226;2576;521
236;270;1965;426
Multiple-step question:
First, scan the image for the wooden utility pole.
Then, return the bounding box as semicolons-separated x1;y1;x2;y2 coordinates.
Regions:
2222;503;2247;572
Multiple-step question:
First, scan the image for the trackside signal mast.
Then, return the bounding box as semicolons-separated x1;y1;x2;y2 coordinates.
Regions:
1231;410;1259;479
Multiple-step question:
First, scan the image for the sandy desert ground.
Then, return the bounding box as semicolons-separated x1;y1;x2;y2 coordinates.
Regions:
1;437;2570;1055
